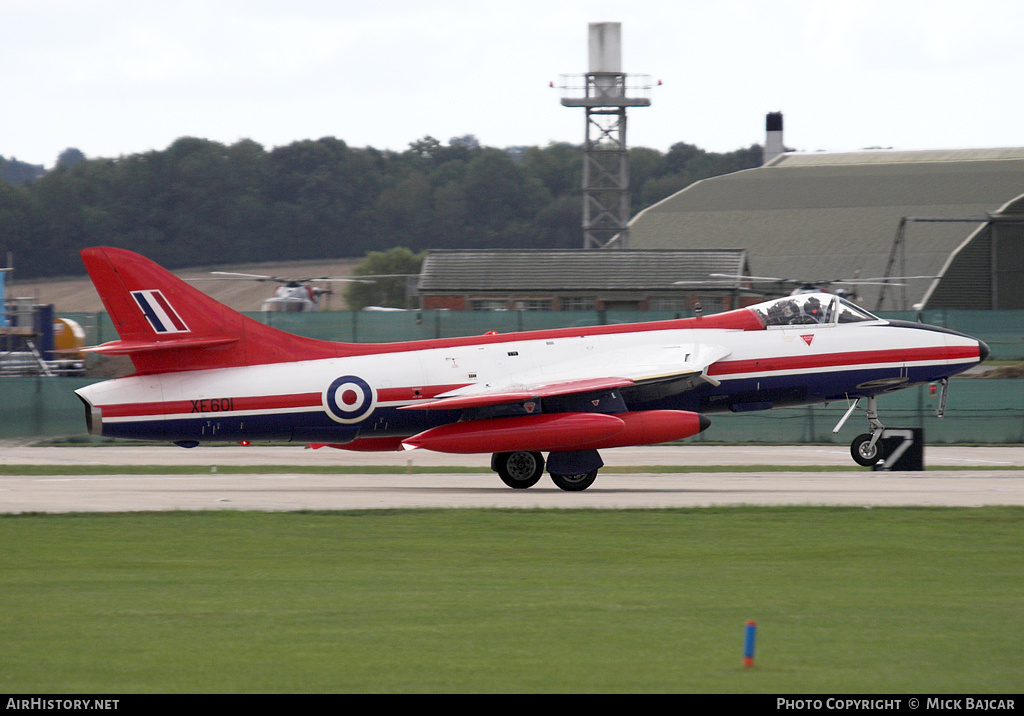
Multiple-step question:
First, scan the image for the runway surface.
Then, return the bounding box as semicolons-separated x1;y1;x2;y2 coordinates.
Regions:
2;444;1023;512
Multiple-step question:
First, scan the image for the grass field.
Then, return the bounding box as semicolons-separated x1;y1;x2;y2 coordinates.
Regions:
2;507;1021;693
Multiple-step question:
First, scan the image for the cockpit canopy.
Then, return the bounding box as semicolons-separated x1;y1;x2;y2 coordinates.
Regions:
748;292;879;327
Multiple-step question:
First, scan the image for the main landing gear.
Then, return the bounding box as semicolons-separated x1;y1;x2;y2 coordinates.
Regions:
549;471;599;492
492;451;545;489
491;451;600;491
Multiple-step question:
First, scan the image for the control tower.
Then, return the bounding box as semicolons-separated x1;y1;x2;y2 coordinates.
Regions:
558;22;652;249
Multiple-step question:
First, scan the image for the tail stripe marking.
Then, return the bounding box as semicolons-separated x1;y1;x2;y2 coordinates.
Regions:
149;290;189;332
131;290;190;334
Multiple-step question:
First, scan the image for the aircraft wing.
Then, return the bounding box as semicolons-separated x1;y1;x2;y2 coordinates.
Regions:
402;342;731;411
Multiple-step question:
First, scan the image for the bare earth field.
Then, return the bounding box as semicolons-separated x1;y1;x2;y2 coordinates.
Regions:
7;257;363;314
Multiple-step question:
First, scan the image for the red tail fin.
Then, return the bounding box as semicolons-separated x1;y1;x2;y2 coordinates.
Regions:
82;247;346;374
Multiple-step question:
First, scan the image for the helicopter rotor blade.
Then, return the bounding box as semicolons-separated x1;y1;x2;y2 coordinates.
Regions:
697;273;937;288
209;272;280;282
207;271;375;284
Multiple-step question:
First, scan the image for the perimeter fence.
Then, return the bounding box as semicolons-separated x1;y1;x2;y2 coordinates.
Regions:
57;307;1024;361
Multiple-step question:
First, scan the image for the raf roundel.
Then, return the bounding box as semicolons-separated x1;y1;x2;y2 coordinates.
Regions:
324;375;376;424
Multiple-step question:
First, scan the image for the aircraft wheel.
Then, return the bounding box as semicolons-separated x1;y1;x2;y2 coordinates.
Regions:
851;433;882;467
494;451;545;489
550;470;598;492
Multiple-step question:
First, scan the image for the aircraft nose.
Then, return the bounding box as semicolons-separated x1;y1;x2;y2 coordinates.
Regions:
978;339;990;363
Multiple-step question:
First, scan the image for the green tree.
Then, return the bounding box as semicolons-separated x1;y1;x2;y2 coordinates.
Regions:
462;148;551;244
0;180;43;271
520;142;581;198
56;148;86;169
343;247;425;309
0;132;766;279
0;156;45;184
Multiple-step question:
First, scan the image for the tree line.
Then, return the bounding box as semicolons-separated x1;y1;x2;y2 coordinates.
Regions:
0;136;762;279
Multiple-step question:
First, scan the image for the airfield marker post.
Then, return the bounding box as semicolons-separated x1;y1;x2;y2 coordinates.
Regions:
743;621;757;668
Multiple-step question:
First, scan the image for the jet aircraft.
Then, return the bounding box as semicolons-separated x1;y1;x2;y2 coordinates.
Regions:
75;247;989;490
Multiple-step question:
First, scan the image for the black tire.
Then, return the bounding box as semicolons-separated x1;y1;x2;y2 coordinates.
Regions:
494;451;544;489
851;433;882;467
550;470;598;492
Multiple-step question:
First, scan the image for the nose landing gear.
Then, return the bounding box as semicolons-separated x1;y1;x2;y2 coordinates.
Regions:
834;395;886;467
835;385;939;469
850;431;883;467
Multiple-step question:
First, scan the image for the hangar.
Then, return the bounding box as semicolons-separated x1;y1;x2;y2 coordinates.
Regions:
418;249;751;312
626;147;1024;310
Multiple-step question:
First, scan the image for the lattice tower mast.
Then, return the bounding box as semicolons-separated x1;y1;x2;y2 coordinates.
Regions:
558;23;652;249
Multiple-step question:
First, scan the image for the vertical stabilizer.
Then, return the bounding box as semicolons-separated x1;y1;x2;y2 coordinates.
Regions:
81;247;345;374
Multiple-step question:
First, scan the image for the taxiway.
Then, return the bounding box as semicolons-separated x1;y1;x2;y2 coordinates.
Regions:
2;444;1022;512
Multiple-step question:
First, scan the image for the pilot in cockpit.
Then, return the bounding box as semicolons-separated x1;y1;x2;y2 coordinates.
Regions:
765;300;794;325
763;295;824;325
802;296;823;323
754;293;876;328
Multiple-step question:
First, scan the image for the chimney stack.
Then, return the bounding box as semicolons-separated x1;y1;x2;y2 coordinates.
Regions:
763;112;784;164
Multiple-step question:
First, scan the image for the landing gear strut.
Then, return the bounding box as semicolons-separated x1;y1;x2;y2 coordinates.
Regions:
834;395;885;467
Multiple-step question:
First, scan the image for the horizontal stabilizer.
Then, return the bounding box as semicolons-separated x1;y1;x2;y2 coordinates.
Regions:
83;336;239;355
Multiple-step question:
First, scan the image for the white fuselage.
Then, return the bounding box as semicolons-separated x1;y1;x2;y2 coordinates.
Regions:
77;313;984;447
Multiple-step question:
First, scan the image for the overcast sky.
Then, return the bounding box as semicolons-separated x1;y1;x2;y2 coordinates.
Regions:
3;0;1023;167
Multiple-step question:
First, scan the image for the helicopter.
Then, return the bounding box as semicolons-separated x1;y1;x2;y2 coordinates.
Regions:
205;272;374;312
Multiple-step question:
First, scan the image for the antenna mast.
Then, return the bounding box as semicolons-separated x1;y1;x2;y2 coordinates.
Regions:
558;23;652;249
